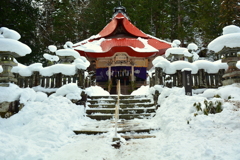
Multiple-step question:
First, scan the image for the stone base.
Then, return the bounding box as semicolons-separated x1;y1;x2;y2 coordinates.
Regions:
222;70;240;86
0;101;22;118
222;78;240;86
0;83;10;87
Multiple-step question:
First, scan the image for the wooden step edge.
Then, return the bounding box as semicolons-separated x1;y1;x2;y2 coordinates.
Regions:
86;114;156;120
87;104;156;108
86;107;156;111
73;128;157;135
73;130;108;135
121;135;156;140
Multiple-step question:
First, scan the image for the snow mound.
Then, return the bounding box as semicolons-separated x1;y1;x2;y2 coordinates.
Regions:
53;83;82;100
85;86;110;96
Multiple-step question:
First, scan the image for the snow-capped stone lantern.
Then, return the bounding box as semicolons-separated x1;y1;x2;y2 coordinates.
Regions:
0;27;31;86
208;25;240;85
56;42;80;64
166;40;198;62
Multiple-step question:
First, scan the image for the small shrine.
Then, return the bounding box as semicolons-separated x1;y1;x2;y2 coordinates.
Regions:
73;6;171;94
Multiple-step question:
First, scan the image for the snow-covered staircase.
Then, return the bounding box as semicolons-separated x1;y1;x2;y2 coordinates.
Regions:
73;95;159;139
85;95;156;120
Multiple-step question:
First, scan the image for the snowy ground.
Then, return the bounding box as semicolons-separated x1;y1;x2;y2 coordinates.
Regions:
1;84;240;160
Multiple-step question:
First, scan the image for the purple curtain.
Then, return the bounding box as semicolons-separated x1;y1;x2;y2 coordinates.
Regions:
96;66;146;82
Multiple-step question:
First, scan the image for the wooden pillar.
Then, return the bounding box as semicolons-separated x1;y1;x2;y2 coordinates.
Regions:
108;66;111;81
131;65;134;81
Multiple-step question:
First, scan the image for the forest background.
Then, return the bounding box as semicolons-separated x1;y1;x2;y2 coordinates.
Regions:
0;0;239;65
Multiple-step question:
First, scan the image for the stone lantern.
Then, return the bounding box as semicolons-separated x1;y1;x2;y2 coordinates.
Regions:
208;25;240;86
56;42;79;64
0;51;19;86
219;47;240;85
0;27;31;87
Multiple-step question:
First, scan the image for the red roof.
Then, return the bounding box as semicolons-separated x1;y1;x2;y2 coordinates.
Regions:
73;12;171;58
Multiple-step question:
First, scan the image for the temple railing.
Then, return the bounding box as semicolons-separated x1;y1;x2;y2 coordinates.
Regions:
150;68;225;89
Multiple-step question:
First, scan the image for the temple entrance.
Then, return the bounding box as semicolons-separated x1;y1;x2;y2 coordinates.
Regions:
110;66;131;94
96;65;147;95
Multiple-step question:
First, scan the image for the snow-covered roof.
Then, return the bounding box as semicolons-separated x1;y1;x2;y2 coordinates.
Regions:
0;27;31;57
208;25;240;53
73;12;171;58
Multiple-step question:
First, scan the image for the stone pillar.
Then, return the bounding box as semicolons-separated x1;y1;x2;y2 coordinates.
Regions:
0;52;18;87
182;69;193;96
58;56;75;64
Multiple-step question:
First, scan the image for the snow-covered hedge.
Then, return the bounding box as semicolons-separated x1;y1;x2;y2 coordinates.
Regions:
152;56;227;74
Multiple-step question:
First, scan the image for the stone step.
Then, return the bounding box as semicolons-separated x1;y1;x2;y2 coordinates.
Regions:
89;95;148;100
73;128;154;135
121;135;156;140
87;103;155;108
86;107;156;114
87;98;152;104
86;113;155;120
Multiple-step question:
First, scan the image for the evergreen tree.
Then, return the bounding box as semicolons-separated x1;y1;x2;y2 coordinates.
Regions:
220;0;240;27
0;0;40;65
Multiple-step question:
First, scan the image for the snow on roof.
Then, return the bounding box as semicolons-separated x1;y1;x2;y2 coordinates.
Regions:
73;34;101;47
0;27;31;57
152;56;227;74
74;38;104;52
131;38;158;52
208;25;240;53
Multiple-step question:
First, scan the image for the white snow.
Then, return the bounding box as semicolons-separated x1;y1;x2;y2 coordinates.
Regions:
48;45;57;52
187;42;198;51
43;53;59;62
132;37;158;52
1;82;240;160
165;47;192;58
172;39;181;47
0;27;21;40
12;57;89;77
208;25;240;53
74;38;104;52
12;63;43;77
222;25;240;35
0;27;31;56
85;85;110;96
0;65;3;73
64;41;73;49
56;48;81;59
152;56;228;74
52;83;82;100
